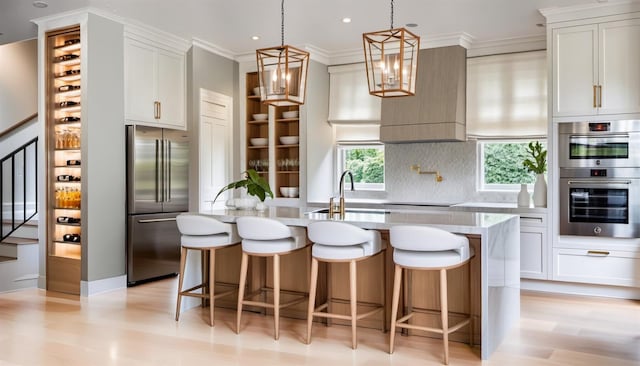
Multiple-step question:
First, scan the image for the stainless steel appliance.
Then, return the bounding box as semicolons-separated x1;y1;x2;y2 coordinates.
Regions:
559;167;640;238
558;120;640;168
559;120;640;238
126;125;189;285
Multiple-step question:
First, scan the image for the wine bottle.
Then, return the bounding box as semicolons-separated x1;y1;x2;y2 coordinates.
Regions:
55;54;79;62
56;175;80;182
58;84;80;92
64;39;80;46
66;159;81;166
59;116;80;123
56;69;80;77
59;101;79;108
62;233;81;242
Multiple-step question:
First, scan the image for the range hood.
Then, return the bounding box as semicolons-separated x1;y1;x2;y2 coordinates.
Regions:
380;46;467;143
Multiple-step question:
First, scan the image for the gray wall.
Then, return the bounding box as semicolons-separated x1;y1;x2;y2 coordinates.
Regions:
84;14;126;282
0;39;37;131
186;45;239;211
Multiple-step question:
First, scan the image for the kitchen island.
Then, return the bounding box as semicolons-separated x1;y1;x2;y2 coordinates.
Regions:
203;206;519;360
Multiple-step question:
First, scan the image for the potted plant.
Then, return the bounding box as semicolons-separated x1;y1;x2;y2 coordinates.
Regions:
214;169;274;210
522;141;547;207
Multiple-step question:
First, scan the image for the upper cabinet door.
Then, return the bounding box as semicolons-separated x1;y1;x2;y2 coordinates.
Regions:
552;24;598;117
125;39;157;123
598;18;640;116
156;49;185;128
124;36;186;130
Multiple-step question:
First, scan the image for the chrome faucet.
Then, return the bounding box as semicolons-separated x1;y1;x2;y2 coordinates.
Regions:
329;170;355;217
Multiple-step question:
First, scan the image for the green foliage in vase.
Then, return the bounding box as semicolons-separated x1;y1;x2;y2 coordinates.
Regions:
522;141;547;175
213;169;274;203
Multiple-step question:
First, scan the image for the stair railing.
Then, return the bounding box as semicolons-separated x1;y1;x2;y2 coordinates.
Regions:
1;137;38;241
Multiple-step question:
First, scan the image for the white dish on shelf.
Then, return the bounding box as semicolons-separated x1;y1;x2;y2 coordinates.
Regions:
253;87;261;96
252;113;268;121
250;138;268;146
279;136;299;145
280;186;299;198
282;110;299;119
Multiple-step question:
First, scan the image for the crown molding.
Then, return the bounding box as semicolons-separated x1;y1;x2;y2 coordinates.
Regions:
540;0;640;23
327;32;474;66
124;21;190;53
467;35;546;57
192;37;235;60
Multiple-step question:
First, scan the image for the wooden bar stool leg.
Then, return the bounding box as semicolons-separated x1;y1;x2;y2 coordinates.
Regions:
389;264;402;354
326;262;333;327
201;250;208;308
440;268;449;365
468;261;473;347
349;259;357;349
306;257;319;344
381;250;387;332
208;249;216;326
236;252;249;334
273;254;281;340
175;247;188;321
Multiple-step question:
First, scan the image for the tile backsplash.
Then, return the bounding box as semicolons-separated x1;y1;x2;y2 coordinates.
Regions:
357;141;521;204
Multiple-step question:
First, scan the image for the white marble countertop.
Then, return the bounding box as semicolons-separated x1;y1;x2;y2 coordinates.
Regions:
204;206;518;235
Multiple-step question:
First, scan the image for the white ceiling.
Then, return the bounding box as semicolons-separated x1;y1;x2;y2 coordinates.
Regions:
0;0;624;60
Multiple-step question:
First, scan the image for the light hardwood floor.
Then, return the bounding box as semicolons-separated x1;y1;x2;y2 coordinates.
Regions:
0;278;638;365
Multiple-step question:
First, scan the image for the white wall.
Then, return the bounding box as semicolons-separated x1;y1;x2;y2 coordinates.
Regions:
0;39;37;132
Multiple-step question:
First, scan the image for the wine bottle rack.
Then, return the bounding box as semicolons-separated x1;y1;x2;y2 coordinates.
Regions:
46;26;83;294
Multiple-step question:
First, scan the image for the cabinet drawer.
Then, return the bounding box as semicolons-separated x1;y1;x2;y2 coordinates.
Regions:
553;248;640;287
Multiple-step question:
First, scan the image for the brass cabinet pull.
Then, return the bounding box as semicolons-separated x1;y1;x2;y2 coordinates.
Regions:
587;250;610;256
598;85;602;108
154;101;161;119
593;85;597;108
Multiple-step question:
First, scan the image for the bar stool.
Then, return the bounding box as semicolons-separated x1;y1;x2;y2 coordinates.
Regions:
306;221;385;349
175;213;240;326
389;225;474;365
235;216;308;340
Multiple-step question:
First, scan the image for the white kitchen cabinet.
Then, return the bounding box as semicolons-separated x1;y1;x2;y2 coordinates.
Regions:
519;214;548;280
124;37;186;129
553;248;640;287
551;18;640;117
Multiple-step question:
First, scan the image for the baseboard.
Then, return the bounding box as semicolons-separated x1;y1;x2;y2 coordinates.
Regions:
521;279;640;300
81;275;127;296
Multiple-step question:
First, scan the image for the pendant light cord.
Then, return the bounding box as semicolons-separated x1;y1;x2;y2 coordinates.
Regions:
390;0;394;29
281;0;285;46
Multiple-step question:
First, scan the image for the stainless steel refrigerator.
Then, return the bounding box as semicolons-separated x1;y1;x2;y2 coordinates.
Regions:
126;125;189;285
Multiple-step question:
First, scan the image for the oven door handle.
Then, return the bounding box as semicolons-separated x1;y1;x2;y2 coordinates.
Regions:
567;180;632;185
570;134;629;139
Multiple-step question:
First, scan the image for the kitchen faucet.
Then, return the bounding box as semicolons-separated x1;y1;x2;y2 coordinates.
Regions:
329;170;354;218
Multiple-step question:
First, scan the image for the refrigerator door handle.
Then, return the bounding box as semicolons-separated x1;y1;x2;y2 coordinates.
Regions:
137;218;177;223
155;139;162;203
167;139;172;202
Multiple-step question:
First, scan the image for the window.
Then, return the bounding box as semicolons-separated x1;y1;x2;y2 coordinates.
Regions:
479;140;545;191
337;144;385;191
467;50;548;191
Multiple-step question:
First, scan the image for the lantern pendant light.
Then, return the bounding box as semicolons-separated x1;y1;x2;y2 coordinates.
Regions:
363;0;420;97
256;0;310;106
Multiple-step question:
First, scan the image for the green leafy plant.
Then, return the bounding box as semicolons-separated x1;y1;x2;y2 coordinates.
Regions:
522;141;547;174
213;169;274;203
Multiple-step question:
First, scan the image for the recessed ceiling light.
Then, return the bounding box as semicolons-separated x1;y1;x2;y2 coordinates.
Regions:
406;23;418;28
32;1;48;8
251;35;260;41
342;17;352;23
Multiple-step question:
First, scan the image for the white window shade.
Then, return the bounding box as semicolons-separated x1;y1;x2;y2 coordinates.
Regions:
328;63;381;124
467;51;547;139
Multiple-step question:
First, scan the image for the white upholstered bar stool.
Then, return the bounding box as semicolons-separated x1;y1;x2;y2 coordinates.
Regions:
235;216;308;340
389;225;474;365
306;221;385;349
175;213;241;326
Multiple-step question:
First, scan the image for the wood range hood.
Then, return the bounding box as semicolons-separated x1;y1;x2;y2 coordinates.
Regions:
380;45;467;143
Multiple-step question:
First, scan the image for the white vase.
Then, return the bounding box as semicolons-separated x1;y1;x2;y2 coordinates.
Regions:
532;174;547;207
255;201;267;211
517;184;530;207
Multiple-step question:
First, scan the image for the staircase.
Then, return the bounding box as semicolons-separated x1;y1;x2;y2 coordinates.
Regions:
0;219;39;292
1;137;39;293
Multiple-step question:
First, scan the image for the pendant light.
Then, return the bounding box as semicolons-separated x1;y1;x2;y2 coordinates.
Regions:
363;0;420;97
256;0;310;106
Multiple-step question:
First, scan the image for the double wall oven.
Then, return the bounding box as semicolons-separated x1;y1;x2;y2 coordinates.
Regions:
559;121;640;238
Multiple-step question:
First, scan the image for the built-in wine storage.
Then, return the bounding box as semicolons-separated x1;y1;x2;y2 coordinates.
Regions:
46;26;82;294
